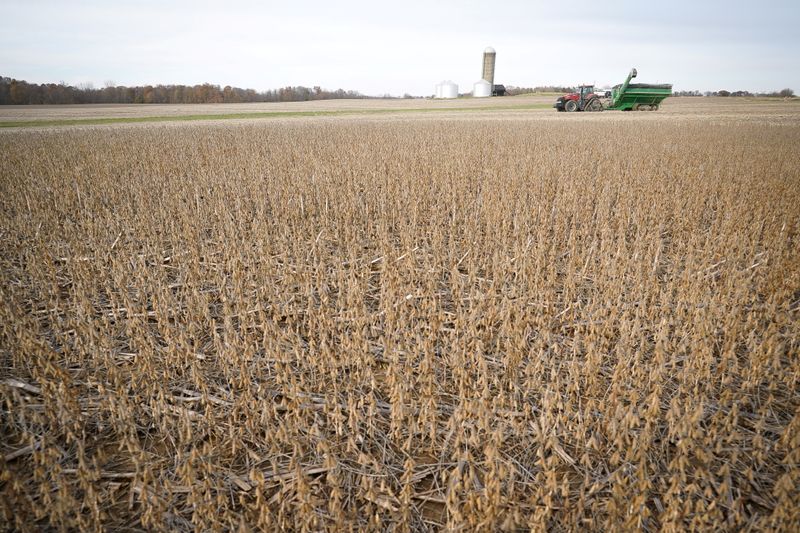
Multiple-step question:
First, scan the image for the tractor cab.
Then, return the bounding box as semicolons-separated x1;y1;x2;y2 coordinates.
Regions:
578;85;595;100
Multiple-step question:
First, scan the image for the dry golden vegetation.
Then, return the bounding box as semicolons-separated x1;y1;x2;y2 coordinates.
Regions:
1;113;799;531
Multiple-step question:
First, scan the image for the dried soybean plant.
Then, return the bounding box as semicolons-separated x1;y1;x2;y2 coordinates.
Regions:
0;115;799;532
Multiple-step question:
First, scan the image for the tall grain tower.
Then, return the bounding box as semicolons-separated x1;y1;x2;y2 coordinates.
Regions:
482;47;496;86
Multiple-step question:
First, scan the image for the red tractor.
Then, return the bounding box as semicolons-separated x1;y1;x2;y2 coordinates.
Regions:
553;85;607;112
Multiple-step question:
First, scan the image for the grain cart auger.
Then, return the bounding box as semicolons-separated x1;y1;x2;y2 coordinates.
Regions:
554;68;672;112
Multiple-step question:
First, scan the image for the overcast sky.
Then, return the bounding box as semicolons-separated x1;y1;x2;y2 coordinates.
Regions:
1;0;798;95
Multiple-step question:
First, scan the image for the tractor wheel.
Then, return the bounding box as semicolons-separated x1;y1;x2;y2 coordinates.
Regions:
586;98;603;112
564;100;578;112
652;104;659;111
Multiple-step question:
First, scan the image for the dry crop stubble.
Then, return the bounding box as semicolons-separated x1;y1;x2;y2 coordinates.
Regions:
0;117;799;532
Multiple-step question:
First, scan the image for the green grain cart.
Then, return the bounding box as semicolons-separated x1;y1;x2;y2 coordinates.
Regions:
554;68;673;112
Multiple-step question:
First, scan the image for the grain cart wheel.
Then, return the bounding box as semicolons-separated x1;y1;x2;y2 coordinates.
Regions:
564;100;578;112
586;98;603;112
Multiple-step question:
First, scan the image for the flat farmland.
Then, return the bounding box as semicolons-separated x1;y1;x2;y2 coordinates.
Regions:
1;95;797;128
0;95;554;126
1;99;799;531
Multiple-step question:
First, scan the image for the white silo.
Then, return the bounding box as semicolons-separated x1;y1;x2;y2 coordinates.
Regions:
473;79;491;98
437;80;458;99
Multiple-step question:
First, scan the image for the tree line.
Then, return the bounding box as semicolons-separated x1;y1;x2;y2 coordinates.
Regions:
503;85;576;96
674;89;794;97
2;75;793;104
0;76;365;105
